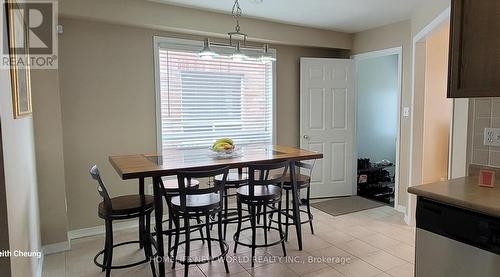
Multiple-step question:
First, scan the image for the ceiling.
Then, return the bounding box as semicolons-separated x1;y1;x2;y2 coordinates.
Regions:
152;0;419;33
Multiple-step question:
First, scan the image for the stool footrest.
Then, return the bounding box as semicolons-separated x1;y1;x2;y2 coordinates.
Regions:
269;208;313;225
94;240;156;270
233;226;286;249
168;237;229;265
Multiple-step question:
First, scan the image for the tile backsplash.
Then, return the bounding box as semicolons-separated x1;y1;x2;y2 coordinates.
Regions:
470;98;500;167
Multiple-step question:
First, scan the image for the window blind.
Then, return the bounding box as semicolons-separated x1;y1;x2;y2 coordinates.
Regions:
157;47;274;151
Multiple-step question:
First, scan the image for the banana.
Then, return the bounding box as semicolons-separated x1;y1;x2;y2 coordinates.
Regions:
214;138;234;146
212;138;234;149
212;142;230;152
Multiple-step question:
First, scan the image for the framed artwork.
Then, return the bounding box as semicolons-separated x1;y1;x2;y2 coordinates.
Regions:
6;1;32;118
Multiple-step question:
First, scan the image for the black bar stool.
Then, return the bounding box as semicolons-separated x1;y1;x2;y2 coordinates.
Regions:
89;165;156;277
214;167;249;239
169;166;230;277
159;178;205;252
269;160;315;239
233;160;288;267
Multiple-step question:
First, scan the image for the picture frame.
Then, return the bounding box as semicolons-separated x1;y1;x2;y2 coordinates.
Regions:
6;0;32;119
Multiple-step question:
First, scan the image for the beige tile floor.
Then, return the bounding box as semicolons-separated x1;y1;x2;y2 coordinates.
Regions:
42;205;415;277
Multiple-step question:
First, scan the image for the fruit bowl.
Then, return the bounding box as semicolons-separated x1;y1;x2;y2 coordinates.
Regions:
209;138;241;159
208;146;241;159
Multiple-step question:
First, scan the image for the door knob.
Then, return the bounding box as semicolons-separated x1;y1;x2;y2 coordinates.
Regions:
303;135;310;140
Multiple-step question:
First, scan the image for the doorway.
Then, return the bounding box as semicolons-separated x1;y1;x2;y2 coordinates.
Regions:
407;8;468;225
353;48;402;207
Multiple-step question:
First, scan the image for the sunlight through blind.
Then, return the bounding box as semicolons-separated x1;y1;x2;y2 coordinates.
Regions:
157;47;273;150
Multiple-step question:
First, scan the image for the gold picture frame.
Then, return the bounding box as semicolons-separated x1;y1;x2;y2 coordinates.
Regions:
6;1;32;119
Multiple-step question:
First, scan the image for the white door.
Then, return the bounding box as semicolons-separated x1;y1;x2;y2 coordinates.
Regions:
300;58;355;197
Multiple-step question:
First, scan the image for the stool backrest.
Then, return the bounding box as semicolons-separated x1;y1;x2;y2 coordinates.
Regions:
176;166;229;211
295;160;316;181
90;165;112;215
247;160;289;196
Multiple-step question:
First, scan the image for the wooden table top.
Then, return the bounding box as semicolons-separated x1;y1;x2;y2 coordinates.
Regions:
109;145;323;180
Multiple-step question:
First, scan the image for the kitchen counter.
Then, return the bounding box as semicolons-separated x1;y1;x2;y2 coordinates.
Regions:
408;176;500;218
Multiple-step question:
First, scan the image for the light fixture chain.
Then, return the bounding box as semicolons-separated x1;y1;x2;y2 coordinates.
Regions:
232;0;242;33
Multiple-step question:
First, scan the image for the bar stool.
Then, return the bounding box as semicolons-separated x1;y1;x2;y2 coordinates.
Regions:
169;166;230;277
233;160;288;267
269;160;315;239
160;178;204;252
89;165;156;277
214;168;249;239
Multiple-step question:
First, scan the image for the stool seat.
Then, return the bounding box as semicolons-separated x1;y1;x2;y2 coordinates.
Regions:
162;178;200;192
237;184;281;201
215;172;248;186
98;195;154;218
171;193;220;211
271;173;310;188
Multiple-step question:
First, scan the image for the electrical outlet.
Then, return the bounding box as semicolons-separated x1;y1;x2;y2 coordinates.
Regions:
484;128;500;146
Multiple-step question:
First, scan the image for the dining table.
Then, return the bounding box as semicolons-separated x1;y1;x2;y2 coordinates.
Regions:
109;144;323;276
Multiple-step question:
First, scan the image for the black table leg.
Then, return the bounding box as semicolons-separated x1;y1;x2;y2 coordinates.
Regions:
152;176;165;276
289;161;303;250
139;177;145;249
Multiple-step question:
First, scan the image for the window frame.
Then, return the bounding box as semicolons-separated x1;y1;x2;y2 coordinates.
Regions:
153;36;277;153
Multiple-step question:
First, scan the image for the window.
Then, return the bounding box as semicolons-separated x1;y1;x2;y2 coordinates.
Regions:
155;37;274;151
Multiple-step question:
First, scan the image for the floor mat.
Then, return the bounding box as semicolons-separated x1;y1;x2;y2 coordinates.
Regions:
311;196;385;216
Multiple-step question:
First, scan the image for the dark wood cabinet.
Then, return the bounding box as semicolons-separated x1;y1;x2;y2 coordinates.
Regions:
448;0;500;98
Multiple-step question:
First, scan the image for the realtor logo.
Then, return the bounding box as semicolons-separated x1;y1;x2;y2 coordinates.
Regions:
1;0;58;69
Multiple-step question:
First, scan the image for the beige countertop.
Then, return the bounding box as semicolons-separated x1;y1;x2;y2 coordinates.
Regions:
408;176;500;218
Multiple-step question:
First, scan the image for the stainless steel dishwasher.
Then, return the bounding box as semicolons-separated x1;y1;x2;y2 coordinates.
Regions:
415;198;500;277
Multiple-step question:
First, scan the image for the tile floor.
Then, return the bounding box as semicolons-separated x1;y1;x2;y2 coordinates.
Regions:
42;205;415;277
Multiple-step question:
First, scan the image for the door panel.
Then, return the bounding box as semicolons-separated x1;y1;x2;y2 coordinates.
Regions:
301;58;355;197
308;89;325;130
331;142;346;182
332;89;347;129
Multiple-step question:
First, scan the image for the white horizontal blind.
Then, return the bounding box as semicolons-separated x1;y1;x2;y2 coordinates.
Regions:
157;46;273;151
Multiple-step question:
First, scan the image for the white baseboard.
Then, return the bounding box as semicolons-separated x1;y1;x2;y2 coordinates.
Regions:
395;205;406;213
68;215;169;240
36;251;44;277
42;240;71;255
404;213;410;225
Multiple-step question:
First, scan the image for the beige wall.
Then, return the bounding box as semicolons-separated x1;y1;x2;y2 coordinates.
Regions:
60;0;352;50
468;98;500;167
352;20;412;208
32;69;69;245
54;18;348;230
411;0;451;36
422;23;452;184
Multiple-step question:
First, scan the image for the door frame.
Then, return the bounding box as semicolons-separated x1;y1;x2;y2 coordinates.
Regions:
408;7;451;225
351;47;403;209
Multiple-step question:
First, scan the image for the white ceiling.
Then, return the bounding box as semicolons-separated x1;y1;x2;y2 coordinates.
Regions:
152;0;418;33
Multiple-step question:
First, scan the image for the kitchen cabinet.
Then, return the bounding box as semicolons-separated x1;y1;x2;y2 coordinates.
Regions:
448;0;500;98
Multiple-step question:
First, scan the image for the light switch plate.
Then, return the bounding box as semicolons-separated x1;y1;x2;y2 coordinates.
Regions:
403;106;410;117
484;128;500;147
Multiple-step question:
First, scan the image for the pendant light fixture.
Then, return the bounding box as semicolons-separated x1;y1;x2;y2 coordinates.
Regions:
198;0;275;63
259;44;277;63
199;38;218;59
